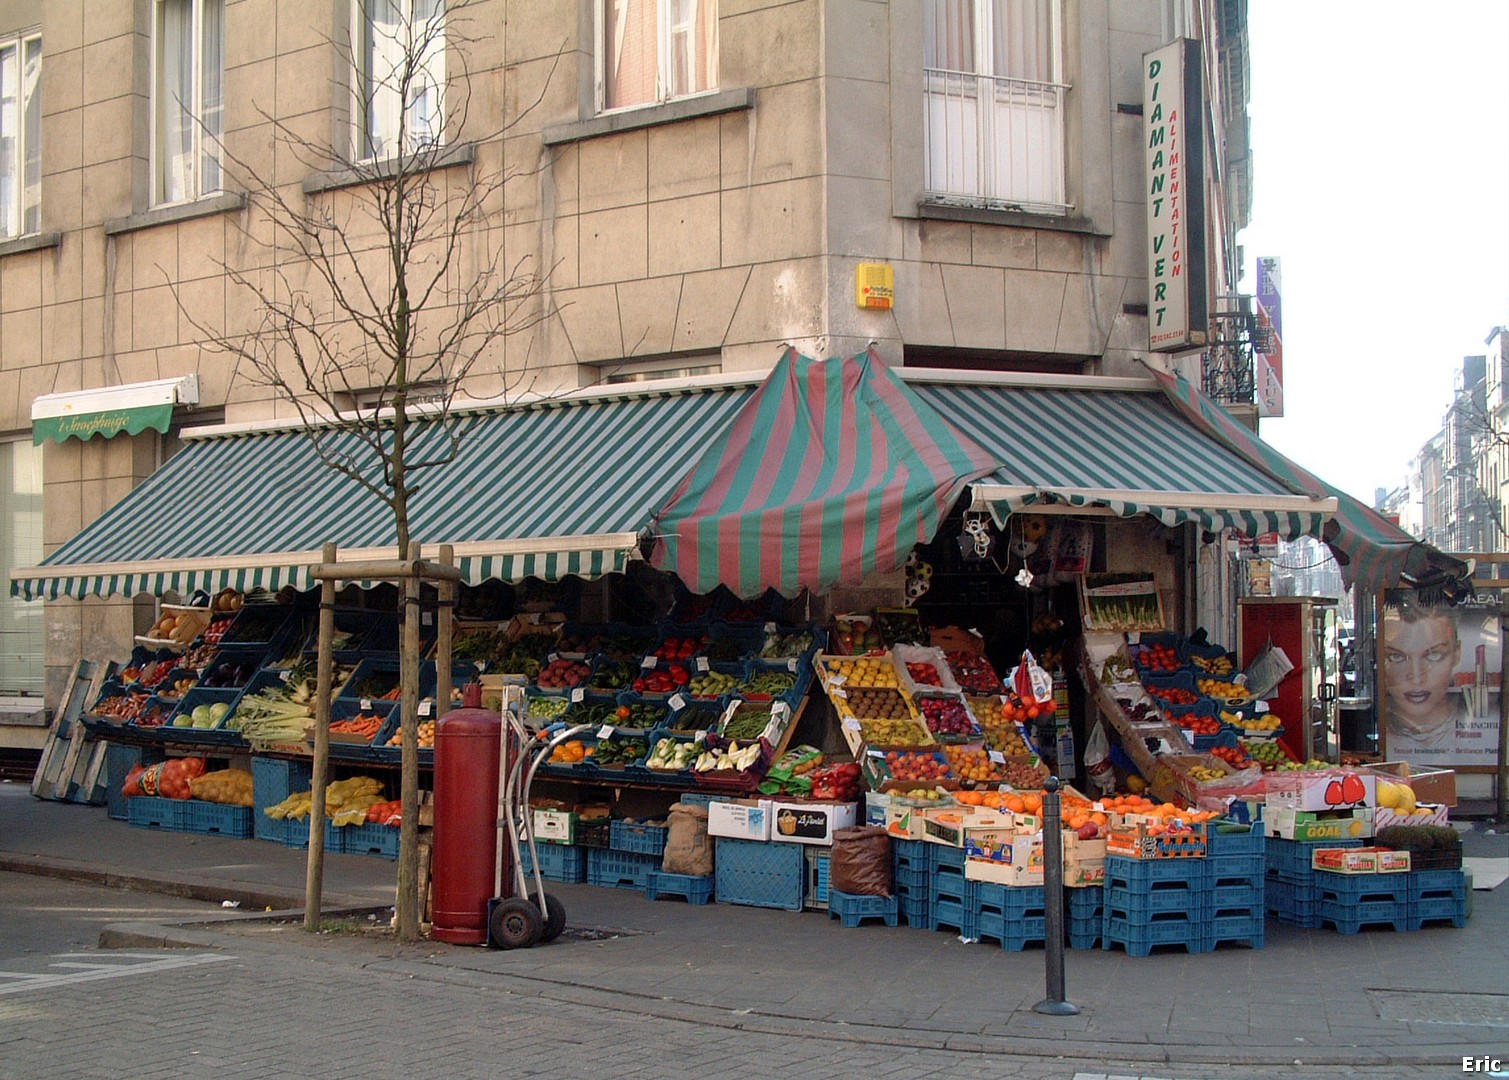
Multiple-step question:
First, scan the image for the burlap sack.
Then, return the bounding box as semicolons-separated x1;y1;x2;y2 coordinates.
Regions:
830;825;892;897
661;803;714;877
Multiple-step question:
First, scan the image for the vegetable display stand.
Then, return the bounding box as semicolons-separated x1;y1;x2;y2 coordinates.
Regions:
183;801;254;839
645;871;715;905
126;795;190;831
715;837;805;911
828;889;899;928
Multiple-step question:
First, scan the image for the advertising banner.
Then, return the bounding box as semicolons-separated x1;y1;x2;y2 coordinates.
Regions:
1380;589;1502;769
1254;257;1284;417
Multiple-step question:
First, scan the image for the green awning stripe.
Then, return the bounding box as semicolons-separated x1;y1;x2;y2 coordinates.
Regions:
996;491;1325;541
13;387;750;600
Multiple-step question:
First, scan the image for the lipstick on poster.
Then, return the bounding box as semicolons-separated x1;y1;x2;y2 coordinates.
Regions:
1475;644;1487;717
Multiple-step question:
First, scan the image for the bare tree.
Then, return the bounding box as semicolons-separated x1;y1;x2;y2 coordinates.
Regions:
176;0;558;940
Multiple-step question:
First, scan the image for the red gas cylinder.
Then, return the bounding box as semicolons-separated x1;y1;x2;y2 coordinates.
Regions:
430;706;503;945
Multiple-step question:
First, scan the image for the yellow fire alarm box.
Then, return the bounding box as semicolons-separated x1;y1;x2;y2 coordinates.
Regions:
856;263;894;310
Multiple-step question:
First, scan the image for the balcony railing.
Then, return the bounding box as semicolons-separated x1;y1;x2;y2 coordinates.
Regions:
922;67;1069;215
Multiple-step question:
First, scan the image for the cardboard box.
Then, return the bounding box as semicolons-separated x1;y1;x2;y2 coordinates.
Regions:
1265;770;1376;813
1062;833;1107;886
769;800;858;846
1373;803;1450;830
1105;821;1208;859
532;809;576;845
863;791;889;828
1264;805;1373;842
707;798;772;841
964;835;1044;885
1311;847;1413;874
884;803;926;840
1366;761;1457;807
922;808;1017;847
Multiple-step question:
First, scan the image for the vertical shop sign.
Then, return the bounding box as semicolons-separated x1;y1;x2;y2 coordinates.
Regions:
1143;39;1207;352
1254;257;1285;417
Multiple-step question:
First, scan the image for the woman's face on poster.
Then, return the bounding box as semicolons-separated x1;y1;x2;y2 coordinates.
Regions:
1383;614;1461;730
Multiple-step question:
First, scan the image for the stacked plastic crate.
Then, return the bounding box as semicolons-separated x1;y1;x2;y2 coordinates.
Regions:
1201;823;1266;949
1265;835;1364;928
927;843;974;936
1101;855;1208;956
892;838;929;927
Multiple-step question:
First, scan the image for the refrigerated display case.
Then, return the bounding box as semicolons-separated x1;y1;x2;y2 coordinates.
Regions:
1238;596;1341;764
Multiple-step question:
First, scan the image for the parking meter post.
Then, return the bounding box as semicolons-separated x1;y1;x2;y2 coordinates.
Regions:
1032;775;1080;1016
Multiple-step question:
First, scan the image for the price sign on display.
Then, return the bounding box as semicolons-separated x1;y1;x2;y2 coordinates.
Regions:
669;694;688;711
988;750;1006;764
570;687;586;703
842;717;861;731
360;698;373;711
696;657;710;672
419;701;432;717
641;655;658;669
597;725;615;739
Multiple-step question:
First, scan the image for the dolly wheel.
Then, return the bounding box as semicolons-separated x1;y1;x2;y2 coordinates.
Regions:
489;898;542;950
540;892;567;943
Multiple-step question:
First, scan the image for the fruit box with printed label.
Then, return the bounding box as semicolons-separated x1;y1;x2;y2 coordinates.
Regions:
963;834;1044;885
885;803;927;840
768;799;858;846
1373;803;1450;830
1062;832;1108;886
1311;846;1412;874
1265;770;1376;812
1263;805;1373;842
707;798;773;841
1105;820;1208;859
532;809;577;845
923;808;1023;847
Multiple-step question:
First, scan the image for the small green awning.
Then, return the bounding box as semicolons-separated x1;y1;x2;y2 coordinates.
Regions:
10;382;754;600
31;375;200;445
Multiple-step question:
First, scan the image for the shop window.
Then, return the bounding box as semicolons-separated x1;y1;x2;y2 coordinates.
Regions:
0;31;41;238
600;0;718;113
355;0;446;161
0;438;42;695
600;355;721;384
923;0;1068;215
153;0;224;206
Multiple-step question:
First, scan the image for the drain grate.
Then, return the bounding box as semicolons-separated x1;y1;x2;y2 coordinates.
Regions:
1370;989;1509;1027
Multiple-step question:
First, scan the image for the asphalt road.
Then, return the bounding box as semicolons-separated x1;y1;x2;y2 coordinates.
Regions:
0;871;1471;1080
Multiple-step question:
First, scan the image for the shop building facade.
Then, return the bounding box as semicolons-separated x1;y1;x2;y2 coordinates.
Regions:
0;0;1256;723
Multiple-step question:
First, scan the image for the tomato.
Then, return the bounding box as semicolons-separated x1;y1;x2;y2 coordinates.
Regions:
616;706;632;721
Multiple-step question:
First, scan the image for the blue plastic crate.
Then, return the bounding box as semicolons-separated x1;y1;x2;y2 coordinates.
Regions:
928;896;976;937
828;889;899;928
1067;885;1105;920
1106;882;1204;916
1319;897;1410;934
1067;914;1103;948
805;849;831;910
1266;836;1363;878
183;800;254;839
610;819;670;857
1265;876;1322;928
1105;855;1207;888
973;882;1045;919
678;792;730;808
1205;852;1266;887
126;795;190;831
520;841;587;883
1316;871;1410;906
894;863;929;895
893;839;928;870
1204;881;1264;912
1203;907;1266;949
1205;821;1266;856
645;871;714;904
587;847;661;890
929;843;966;872
929;871;968;909
253;757;314;843
105;743;146;821
1408;869;1467;902
1407;893;1468;930
1102;913;1206;956
900;894;930;928
340;821;401;859
714;837;804;911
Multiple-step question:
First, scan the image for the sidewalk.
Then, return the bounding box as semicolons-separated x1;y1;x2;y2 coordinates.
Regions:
2;781;1507;1068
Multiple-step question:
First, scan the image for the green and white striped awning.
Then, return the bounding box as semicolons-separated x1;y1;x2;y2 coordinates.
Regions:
907;376;1336;537
9;384;754;601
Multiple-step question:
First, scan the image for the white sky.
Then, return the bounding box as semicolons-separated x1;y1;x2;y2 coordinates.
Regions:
1237;2;1509;507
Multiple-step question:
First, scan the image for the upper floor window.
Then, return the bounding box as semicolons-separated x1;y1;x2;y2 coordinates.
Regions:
923;0;1068;215
153;0;224;206
356;0;445;160
600;0;717;113
0;32;41;238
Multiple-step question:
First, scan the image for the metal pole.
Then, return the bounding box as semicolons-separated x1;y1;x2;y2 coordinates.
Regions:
1032;775;1079;1016
1498;593;1508;825
436;545;455;713
304;542;337;931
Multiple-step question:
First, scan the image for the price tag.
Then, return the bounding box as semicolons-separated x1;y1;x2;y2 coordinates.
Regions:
597;724;615;739
419;701;432;717
669;693;687;711
764;621;778;634
570;687;585;703
842;717;862;732
476;661;488;673
422;611;434;627
786;658;798;673
547;652;559;664
987;750;1006;764
829;686;848;699
695;657;710;672
642;655;658;669
1253;700;1270;713
360;698;373;710
694;729;708;741
278;670;291;683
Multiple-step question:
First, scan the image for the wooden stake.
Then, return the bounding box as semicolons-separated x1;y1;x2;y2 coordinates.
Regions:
305;541;337;931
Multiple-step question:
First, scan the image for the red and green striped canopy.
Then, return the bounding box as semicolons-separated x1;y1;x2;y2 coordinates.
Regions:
650;349;999;597
1148;366;1462;592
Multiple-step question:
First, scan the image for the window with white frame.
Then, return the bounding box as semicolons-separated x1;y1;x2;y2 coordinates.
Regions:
153;0;224;206
356;0;445;160
0;32;41;238
0;438;42;695
923;0;1068;214
600;0;718;113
